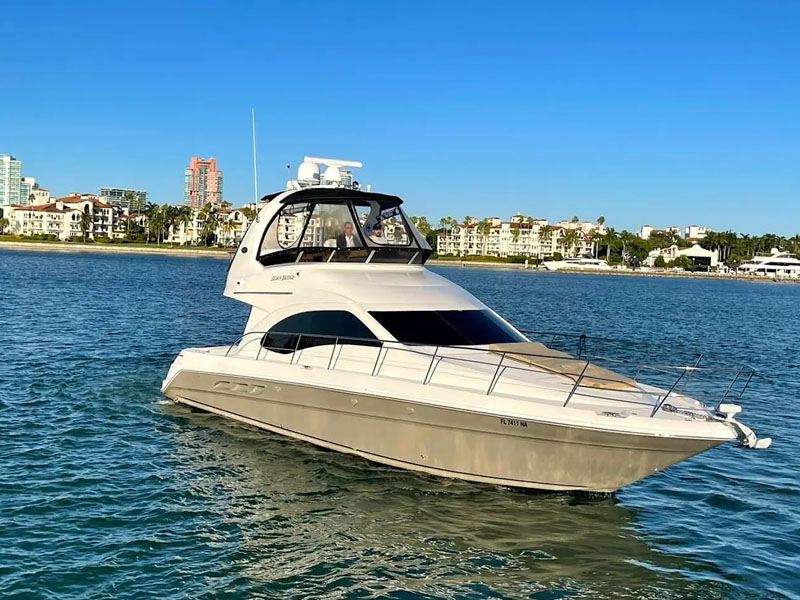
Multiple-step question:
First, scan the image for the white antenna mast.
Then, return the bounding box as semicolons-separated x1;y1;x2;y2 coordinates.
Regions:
251;108;259;205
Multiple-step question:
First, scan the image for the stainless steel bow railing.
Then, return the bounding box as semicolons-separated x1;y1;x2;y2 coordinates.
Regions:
221;330;755;418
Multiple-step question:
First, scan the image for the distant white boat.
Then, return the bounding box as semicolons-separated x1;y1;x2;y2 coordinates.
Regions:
543;256;611;272
738;249;800;279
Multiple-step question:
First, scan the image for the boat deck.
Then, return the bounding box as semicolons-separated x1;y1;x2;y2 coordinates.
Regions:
184;332;751;426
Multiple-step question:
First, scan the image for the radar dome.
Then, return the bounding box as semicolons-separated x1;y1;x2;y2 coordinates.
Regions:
297;161;320;183
323;165;342;184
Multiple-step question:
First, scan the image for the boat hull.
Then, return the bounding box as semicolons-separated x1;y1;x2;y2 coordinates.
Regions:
163;370;725;493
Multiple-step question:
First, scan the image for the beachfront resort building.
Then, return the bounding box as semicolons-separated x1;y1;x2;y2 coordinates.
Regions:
100;187;148;211
436;216;606;259
184;157;223;209
3;193;126;241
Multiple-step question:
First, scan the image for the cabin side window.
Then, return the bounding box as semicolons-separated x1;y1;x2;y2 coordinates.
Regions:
261;310;379;353
369;310;526;346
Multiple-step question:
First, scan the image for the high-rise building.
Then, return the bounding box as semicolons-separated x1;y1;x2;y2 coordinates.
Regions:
19;177;36;206
0;154;23;207
184;157;223;209
100;187;148;211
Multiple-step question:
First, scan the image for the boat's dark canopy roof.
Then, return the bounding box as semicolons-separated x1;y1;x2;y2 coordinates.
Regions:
260;187;403;206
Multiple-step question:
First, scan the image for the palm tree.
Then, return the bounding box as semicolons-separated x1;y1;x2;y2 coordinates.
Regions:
588;230;603;258
241;207;258;224
597;216;605;226
175;207;193;245
561;228;580;258
79;209;92;241
160;204;179;245
220;220;234;246
571;215;580;224
477;218;491;254
540;225;553;256
619;230;638;265
149;209;165;245
143;202;158;244
0;217;9;235
411;216;432;237
602;228;618;262
198;204;219;246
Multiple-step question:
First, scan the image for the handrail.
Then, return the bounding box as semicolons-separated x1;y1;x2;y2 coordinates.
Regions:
220;329;755;418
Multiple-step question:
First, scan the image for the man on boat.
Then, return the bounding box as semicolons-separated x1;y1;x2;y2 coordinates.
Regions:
336;222;359;248
368;223;385;244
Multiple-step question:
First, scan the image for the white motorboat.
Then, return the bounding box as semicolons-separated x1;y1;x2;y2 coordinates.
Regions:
543;256;611;272
739;249;800;279
162;157;770;493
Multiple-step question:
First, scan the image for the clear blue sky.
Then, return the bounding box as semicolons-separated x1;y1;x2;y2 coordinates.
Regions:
3;1;799;234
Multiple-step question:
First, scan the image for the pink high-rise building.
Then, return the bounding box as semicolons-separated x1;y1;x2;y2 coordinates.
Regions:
184;157;223;209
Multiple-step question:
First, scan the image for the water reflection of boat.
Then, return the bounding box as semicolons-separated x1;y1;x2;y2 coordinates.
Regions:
164;401;710;598
162;157;769;493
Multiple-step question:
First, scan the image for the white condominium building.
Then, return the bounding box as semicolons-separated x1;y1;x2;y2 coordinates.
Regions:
437;216;606;259
4;193;127;240
0;155;23;207
685;225;709;240
637;225;681;240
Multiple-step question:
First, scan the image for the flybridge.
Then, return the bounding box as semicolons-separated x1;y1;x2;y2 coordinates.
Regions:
286;157;368;192
227;156;433;274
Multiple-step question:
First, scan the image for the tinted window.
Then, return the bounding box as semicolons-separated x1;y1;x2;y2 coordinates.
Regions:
261;310;379;353
370;310;526;345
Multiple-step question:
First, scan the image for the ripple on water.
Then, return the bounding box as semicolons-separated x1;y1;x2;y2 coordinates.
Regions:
0;252;798;599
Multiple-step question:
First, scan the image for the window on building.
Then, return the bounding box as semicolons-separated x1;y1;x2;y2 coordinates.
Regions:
261;310;379;353
369;309;526;346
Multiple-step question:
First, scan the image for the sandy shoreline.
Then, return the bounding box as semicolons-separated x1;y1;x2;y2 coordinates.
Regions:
427;259;799;284
0;240;231;259
1;245;795;283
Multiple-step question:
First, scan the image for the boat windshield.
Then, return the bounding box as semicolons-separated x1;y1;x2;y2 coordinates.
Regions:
370;310;527;346
258;195;430;266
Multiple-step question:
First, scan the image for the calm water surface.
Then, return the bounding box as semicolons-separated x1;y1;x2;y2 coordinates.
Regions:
1;249;798;599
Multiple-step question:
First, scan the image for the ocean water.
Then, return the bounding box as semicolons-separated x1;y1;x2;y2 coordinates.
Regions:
1;249;798;600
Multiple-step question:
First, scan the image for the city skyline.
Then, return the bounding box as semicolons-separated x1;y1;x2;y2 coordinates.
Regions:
3;2;800;235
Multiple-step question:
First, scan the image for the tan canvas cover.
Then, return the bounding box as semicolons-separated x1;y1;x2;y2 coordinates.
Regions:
489;342;636;391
